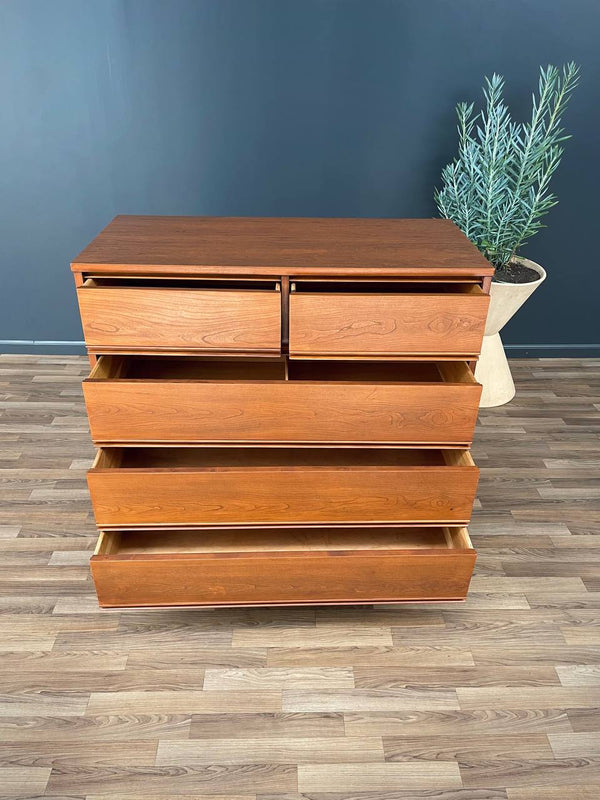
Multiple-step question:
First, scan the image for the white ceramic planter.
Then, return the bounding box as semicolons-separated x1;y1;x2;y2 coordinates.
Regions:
475;256;546;407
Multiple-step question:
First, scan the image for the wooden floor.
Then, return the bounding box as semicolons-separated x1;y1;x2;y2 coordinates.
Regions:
0;354;599;800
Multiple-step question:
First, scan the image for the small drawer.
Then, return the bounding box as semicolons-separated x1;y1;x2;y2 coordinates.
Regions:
84;357;481;446
77;278;281;354
91;526;477;607
87;447;479;528
289;281;489;358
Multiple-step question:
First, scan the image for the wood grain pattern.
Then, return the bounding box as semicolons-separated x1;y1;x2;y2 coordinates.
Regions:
83;357;481;445
90;530;476;607
87;450;480;527
71;215;495;277
297;761;462;792
77;284;281;352
2;349;599;798
289;287;489;357
72;217;491;616
155;736;384;764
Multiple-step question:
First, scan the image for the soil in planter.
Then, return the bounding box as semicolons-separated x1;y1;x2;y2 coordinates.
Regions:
493;261;540;284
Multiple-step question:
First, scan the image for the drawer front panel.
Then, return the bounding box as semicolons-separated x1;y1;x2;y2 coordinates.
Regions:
87;465;479;527
289;292;489;356
91;546;476;607
84;379;481;445
77;287;281;352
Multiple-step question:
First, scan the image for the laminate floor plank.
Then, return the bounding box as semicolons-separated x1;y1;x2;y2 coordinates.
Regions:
0;740;158;767
45;764;297;795
344;709;572;737
507;787;600;800
1;669;206;692
0;693;90;717
548;732;600;757
232;626;394;648
567;708;600;733
203;667;354;691
556;665;600;686
0;765;51;797
1;354;599;798
259;793;507;800
0;714;192;742
526;592;600;608
382;733;553;761
353;666;560;689
156;736;384;765
189;712;344;739
266;646;476;667
0;651;128;672
53;629;234;650
282;688;460;712
471;645;600;666
86;796;254;800
297;761;462;792
126;647;268;669
457;686;600;710
85;690;282;715
0;597;57;614
561;626;600;645
459;757;600;789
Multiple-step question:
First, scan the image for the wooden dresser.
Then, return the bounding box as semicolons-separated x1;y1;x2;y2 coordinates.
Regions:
72;215;493;608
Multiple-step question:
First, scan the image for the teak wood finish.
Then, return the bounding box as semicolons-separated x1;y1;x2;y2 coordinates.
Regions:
83;357;481;445
289;284;489;358
71;215;495;277
87;447;479;528
91;528;476;607
71;215;492;608
77;278;281;354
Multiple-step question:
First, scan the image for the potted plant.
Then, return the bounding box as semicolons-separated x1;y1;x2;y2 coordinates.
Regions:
435;63;579;406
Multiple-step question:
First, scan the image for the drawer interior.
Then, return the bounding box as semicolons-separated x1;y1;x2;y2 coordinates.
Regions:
82;277;279;291
291;281;484;295
92;447;474;470
89;356;286;381
96;526;473;555
88;355;476;385
288;361;476;384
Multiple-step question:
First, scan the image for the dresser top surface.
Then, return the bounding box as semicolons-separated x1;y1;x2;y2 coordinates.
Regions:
72;215;494;277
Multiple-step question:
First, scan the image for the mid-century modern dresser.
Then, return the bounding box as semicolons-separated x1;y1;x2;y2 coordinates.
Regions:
72;215;493;608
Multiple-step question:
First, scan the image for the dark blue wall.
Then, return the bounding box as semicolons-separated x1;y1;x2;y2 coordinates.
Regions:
1;0;598;353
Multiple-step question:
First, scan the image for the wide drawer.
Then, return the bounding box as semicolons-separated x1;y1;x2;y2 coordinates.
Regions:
289;281;489;358
84;356;482;446
77;278;281;354
91;526;476;607
87;447;479;528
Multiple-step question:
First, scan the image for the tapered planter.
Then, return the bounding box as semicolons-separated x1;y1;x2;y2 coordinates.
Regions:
475;257;546;407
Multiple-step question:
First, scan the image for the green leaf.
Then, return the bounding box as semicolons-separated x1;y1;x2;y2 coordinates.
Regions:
434;62;579;264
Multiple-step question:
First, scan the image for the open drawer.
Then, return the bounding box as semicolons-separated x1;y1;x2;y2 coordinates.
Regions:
91;526;477;607
76;277;281;354
84;356;482;446
289;281;489;358
87;447;479;528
